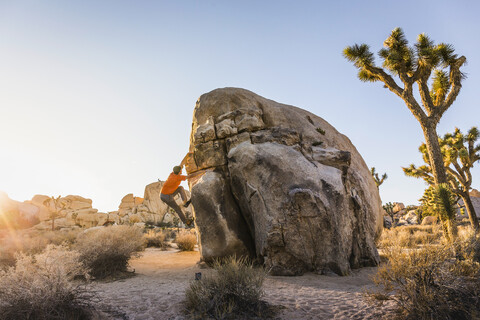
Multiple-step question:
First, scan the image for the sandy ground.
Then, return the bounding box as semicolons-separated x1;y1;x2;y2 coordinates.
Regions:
92;248;393;320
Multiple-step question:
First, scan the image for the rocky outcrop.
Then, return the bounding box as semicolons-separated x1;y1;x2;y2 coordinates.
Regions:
0;192;41;229
186;88;383;276
116;181;192;225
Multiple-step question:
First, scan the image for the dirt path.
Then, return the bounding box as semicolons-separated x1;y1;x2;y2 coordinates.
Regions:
92;248;392;319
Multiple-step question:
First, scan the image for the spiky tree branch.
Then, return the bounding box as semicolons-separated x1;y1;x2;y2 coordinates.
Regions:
371;167;388;188
344;28;467;186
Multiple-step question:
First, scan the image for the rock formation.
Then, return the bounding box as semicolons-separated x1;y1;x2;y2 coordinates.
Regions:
116;181;192;225
185;88;383;276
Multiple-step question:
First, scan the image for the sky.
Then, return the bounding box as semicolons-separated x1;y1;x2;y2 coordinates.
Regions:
1;0;479;212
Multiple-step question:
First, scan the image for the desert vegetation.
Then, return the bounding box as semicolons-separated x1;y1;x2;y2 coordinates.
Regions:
175;231;197;251
185;256;274;319
75;225;146;279
0;229;81;267
372;228;480;319
144;229;168;248
404;127;480;230
0;245;94;320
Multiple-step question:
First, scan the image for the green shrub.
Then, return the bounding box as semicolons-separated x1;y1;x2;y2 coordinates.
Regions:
185;256;274;319
175;233;197;251
75;225;145;279
0;245;93;320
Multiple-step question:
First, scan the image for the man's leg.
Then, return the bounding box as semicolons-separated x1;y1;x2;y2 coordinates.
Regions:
160;193;188;224
172;186;191;207
171;186;187;202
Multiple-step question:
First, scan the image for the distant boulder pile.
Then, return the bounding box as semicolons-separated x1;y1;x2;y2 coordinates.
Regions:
383;189;480;228
0;181;190;231
185;88;383;276
115;181;192;226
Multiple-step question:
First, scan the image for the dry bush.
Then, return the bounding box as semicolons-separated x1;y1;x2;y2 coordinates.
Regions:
0;245;93;320
0;230;81;268
75;225;145;279
175;232;197;251
144;229;167;248
378;225;442;249
185;256;274;319
371;232;480;320
41;229;81;246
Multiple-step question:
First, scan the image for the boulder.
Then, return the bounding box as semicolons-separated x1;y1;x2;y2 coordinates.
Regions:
404;211;418;225
186;88;382;276
28;195;53;221
421;216;438;225
458;196;480;218
393;202;405;213
75;212;105;228
470;189;480;198
62;195;93;210
143;181;169;215
0;193;40;228
384;216;393;229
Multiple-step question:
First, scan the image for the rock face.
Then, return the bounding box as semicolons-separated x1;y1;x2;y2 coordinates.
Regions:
186;88;383;276
422;216;438;225
458;192;480;219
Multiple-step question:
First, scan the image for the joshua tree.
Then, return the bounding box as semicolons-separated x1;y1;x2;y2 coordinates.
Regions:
404;127;480;230
371;167;387;188
383;202;395;228
420;184;458;241
344;28;466;186
43;196;67;231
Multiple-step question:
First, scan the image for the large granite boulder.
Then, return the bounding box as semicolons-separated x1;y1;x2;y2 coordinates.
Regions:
186;88;383;276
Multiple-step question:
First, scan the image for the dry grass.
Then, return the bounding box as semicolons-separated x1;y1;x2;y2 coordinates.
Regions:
378;225;443;249
371;229;480;320
75;225;145;279
185;256;275;319
0;229;81;268
175;232;197;251
144;229;167;249
0;244;94;320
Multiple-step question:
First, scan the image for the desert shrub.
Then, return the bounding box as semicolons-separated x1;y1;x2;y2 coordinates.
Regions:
75;225;145;279
41;229;81;246
0;230;82;268
378;225;442;249
0;245;93;320
371;234;480;320
185;256;274;319
175;232;197;251
144;229;167;248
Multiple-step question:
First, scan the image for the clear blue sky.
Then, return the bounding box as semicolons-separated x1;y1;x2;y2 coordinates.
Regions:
1;0;479;212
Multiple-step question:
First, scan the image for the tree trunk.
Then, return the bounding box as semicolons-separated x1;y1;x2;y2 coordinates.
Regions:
460;192;479;231
422;123;448;184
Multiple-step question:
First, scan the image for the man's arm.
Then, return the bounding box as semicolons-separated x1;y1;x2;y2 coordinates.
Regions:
180;151;194;167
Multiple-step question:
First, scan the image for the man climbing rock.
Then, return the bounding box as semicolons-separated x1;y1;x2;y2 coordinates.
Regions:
160;152;195;227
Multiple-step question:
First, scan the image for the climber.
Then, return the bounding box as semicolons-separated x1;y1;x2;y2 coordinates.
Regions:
160;152;195;227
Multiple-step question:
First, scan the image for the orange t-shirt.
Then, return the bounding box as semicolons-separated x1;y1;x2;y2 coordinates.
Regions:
161;173;187;195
